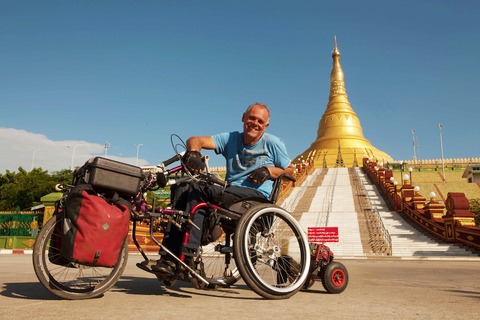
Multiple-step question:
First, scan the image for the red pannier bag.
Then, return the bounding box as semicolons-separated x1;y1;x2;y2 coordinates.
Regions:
62;184;130;267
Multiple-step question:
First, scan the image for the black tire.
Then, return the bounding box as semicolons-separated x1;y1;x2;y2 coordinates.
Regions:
32;216;128;300
162;279;177;287
198;231;240;287
320;261;348;294
233;203;310;299
302;275;317;290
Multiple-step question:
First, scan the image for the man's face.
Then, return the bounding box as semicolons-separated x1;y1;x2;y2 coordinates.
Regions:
242;105;270;145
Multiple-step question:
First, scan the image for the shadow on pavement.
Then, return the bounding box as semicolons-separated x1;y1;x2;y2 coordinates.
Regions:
445;289;480;300
2;275;263;301
113;276;262;300
1;281;61;300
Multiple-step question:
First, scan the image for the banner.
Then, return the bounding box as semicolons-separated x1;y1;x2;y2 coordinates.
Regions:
307;227;339;243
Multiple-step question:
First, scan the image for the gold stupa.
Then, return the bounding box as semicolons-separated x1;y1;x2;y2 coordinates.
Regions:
297;37;392;168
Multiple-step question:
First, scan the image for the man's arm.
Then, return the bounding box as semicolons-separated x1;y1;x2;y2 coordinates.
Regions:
181;136;216;173
265;163;294;180
186;136;216;151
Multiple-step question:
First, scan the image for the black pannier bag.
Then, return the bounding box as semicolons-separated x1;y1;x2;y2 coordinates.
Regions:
62;184;131;267
48;203;71;266
74;157;145;198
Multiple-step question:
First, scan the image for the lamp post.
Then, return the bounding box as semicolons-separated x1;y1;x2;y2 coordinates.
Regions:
135;143;143;166
412;129;417;167
400;161;404;184
68;144;83;171
104;141;110;156
438;123;446;183
409;167;413;184
31;150;40;171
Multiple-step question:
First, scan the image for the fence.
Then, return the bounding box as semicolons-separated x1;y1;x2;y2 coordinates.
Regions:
0;213;42;236
0;212;43;250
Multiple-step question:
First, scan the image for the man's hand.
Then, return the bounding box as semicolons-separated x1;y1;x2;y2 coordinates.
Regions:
249;167;271;184
182;150;205;173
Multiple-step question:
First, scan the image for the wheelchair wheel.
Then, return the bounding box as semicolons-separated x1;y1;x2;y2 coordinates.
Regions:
233;203;310;299
198;231;240;287
32;215;128;300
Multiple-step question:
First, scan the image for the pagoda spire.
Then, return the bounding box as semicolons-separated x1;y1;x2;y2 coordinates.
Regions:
296;36;392;168
333;35;339;54
330;35;344;88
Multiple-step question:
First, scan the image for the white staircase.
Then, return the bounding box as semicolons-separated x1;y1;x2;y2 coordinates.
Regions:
285;168;364;257
355;168;474;257
282;167;477;258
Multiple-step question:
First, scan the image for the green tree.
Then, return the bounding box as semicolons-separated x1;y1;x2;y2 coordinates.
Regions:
0;168;22;210
0;167;73;211
469;198;480;227
50;169;74;186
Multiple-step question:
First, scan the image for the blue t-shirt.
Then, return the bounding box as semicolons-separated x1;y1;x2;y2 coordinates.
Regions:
212;131;291;199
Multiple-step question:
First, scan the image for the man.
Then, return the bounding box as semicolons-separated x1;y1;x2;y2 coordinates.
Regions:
141;102;294;275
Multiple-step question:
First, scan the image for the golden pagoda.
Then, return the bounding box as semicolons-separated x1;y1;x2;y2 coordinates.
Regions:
297;37;392;168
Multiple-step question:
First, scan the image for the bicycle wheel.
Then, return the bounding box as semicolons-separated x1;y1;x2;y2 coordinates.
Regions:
233;203;310;299
32;215;128;300
197;231;240;287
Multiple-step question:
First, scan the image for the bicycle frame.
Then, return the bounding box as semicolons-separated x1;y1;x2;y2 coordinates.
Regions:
130;159;242;286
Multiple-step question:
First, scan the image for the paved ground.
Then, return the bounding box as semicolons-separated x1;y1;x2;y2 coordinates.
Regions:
1;254;480;320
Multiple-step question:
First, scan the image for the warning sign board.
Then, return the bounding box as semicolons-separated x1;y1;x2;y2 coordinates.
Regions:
308;227;339;243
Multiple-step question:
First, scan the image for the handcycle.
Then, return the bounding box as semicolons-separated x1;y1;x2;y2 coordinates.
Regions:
32;136;347;300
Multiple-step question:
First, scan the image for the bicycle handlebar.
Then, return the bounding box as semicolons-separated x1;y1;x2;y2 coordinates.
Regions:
141;152;227;190
161;151;185;167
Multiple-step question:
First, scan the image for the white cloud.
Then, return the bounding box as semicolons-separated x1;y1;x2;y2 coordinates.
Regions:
0;128;145;173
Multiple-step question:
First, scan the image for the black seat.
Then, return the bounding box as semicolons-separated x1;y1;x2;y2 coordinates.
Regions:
216;174;297;217
207;174;297;240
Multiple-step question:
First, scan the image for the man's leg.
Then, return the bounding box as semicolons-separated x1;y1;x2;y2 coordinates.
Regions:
153;183;222;274
179;184;223;256
160;182;190;257
137;183;190;274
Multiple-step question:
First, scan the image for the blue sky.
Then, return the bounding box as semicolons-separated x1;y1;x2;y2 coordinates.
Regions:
1;0;479;173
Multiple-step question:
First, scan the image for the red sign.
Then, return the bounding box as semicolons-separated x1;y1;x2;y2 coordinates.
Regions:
308;227;339;243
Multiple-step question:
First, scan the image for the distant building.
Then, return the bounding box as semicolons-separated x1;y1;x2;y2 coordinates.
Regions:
462;164;480;183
